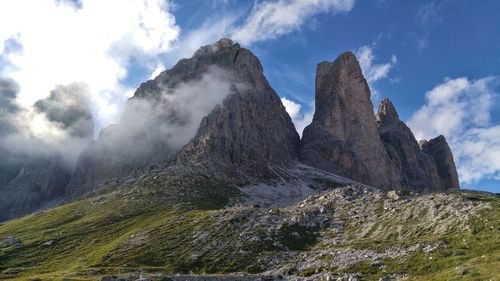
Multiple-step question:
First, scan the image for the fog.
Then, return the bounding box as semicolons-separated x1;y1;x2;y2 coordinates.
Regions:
0;79;94;170
85;66;233;168
0;65;234;177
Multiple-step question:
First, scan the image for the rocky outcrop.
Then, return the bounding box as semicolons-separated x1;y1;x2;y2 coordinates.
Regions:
176;39;300;182
0;156;71;221
300;52;401;190
420;136;460;190
376;98;443;191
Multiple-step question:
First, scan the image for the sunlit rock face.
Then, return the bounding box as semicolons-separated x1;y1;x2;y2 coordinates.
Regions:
300;52;401;190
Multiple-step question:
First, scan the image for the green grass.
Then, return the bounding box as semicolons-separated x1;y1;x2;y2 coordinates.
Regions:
0;178;498;281
0;171;247;280
333;192;500;280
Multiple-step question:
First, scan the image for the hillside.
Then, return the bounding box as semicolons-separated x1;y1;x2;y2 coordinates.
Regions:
1;166;498;280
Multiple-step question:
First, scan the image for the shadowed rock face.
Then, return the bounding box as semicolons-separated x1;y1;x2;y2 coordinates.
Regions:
300;52;401;190
376;98;443;191
176;39;300;182
0;156;70;221
69;38;300;192
420;136;460;190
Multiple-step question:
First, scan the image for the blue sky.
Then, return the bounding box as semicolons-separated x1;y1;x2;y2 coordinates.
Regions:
1;0;499;192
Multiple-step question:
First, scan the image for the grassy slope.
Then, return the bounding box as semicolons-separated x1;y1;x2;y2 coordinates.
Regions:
339;191;500;280
0;172;499;281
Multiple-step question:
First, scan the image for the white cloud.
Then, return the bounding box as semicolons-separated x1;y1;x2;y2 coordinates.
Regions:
407;77;500;184
149;64;166;80
165;0;355;65
356;45;397;83
232;0;355;45
167;15;238;63
281;97;314;136
0;0;180;130
281;97;301;119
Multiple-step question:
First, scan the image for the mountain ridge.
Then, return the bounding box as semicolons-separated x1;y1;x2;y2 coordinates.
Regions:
1;38;458;220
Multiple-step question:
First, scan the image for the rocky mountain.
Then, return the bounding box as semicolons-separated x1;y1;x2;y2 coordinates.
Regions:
300;52;401;190
69;38;300;194
1;39;461;221
299;53;459;192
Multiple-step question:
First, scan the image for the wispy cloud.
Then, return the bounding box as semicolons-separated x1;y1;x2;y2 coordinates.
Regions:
410;0;441;52
355;44;397;103
356;45;397;83
407;77;500;184
167;0;356;62
231;0;355;45
415;1;440;27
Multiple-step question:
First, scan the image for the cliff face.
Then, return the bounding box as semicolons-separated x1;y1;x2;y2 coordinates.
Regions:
0;156;70;221
420;136;460;190
376;98;443;191
176;39;300;182
69;38;300;193
300;52;401;190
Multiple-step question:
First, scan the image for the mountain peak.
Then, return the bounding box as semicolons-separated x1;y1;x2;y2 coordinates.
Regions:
193;38;239;57
376;98;400;126
336;51;357;64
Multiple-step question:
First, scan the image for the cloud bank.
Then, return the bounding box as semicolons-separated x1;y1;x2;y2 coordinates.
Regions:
408;77;500;185
0;0;180;130
0;79;94;169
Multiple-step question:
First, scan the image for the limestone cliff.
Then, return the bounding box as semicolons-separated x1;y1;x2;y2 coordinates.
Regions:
300;52;401;190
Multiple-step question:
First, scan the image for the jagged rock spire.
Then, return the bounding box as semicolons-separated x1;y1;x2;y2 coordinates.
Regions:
376;98;444;191
376;98;400;126
300;52;401;190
